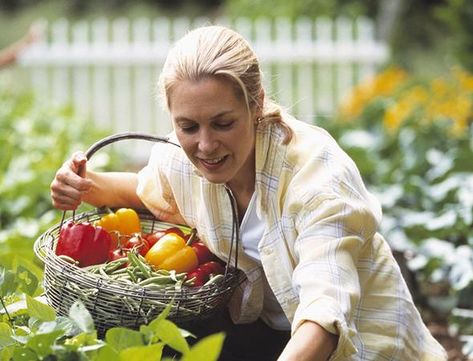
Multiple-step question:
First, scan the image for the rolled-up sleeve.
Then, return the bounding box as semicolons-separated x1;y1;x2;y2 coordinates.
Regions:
136;144;186;224
291;194;379;359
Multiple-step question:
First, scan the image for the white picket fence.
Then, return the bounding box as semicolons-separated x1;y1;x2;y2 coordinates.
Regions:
18;16;388;140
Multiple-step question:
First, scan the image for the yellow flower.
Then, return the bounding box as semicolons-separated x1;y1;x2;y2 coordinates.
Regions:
383;99;412;132
453;67;473;92
339;67;408;120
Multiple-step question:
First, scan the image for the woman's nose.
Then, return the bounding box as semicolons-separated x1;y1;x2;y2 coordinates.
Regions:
197;129;219;154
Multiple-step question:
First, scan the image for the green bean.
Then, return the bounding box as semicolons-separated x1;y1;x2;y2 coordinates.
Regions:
128;252;152;279
58;255;79;265
183;278;196;286
203;274;225;287
142;283;168;291
98;267;109;278
138;276;175;286
127;268;137;283
104;258;128;273
111;268;128;275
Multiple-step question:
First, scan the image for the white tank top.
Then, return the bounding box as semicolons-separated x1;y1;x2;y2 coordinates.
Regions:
240;193;291;331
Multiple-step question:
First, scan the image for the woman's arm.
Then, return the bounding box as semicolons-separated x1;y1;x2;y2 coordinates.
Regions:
278;320;338;361
82;171;144;209
50;151;144;210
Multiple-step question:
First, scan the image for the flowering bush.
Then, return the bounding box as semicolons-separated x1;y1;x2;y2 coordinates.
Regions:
328;66;473;354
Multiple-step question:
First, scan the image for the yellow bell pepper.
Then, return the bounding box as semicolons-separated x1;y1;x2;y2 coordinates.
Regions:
115;208;141;236
145;232;198;273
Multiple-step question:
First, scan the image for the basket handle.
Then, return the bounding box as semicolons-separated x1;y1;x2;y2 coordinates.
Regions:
84;132;180;160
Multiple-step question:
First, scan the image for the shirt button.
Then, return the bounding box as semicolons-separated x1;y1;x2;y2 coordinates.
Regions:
262;247;273;256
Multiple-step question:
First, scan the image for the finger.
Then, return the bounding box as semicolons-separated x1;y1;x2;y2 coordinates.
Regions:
70;151;88;178
51;190;82;210
55;166;91;192
50;175;89;209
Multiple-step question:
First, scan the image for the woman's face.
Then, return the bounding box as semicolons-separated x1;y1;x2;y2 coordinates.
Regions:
168;77;257;190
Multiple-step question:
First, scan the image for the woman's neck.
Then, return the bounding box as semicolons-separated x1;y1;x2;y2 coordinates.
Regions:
226;178;255;222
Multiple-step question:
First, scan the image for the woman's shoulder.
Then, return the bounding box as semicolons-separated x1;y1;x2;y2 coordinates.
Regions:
147;132;193;174
282;115;352;168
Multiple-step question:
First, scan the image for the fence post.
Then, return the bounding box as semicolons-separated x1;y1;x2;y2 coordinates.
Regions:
335;17;355;108
295;17;314;122
132;17;153;135
253;17;273;96
91;17;110;128
71;20;90;123
315;17;334;116
111;17;131;133
274;17;294;111
51;18;69;107
356;16;377;82
152;17;172;135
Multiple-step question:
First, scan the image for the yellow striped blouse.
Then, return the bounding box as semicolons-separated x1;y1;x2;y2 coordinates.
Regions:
137;114;447;360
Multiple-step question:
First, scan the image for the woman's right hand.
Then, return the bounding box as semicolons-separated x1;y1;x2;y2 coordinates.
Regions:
50;151;93;210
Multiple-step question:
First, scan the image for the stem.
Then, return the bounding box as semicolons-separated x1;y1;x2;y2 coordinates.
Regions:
185;228;198;246
0;296;13;324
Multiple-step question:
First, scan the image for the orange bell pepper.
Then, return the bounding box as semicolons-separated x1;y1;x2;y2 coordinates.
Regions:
145;232;198;273
95;208;141;246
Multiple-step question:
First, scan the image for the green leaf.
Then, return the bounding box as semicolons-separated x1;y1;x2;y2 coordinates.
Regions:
68;301;94;333
12;347;38;361
105;328;144;352
25;295;56;322
67;331;99;348
14;260;40;296
95;344;120;361
0;345;15;361
54;316;82;337
0;322;14;347
155;302;173;324
118;344;164;361
0;268;18;297
26;330;63;358
180;333;225;361
154;319;189;354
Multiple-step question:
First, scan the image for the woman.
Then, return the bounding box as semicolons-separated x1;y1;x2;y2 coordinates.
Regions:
51;25;446;361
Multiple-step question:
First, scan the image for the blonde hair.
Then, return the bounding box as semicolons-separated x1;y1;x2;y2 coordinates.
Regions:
158;25;293;144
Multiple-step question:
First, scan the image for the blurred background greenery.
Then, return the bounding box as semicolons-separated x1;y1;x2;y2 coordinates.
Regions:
0;0;472;359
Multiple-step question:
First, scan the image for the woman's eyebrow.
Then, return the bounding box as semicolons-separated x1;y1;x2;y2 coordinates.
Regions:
209;110;234;120
175;110;234;123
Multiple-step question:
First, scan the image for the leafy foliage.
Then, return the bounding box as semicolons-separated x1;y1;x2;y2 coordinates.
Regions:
0;264;224;361
330;66;473;352
0;87;116;268
435;0;473;72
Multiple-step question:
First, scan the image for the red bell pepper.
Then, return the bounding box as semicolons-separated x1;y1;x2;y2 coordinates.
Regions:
56;221;112;267
186;261;225;287
191;241;214;264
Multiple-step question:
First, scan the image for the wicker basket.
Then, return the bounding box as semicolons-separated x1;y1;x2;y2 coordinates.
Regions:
34;132;244;335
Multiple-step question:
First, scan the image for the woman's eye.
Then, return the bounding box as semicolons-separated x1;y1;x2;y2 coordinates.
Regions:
180;124;198;133
214;121;234;129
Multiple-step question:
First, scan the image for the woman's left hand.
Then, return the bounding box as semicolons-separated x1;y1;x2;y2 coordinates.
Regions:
277;320;338;361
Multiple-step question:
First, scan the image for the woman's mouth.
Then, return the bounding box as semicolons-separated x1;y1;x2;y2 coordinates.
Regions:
198;155;227;169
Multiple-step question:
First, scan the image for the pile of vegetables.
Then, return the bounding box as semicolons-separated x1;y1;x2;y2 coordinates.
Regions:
55;208;225;289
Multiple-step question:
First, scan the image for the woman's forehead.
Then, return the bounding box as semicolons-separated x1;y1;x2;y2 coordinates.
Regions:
169;78;246;116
